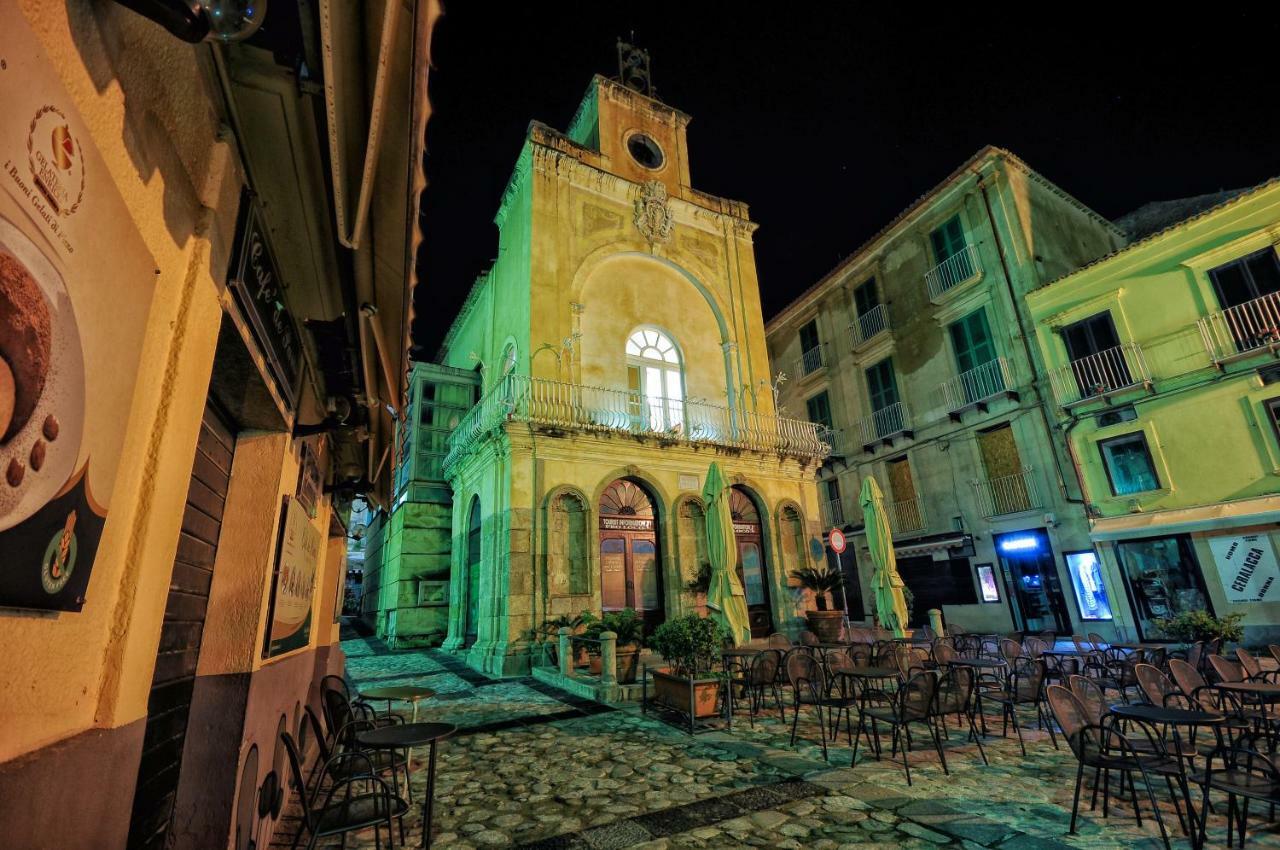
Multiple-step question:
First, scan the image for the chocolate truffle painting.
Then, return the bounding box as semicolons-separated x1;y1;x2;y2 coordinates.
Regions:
0;12;158;612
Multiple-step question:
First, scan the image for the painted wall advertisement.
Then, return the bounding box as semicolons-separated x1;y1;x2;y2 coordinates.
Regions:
264;496;321;658
0;5;157;612
1208;534;1280;604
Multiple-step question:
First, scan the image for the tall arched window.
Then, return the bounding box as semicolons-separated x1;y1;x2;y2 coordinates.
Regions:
626;328;684;431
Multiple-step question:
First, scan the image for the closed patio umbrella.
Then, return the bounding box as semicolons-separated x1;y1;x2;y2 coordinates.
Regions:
702;462;751;646
860;477;909;639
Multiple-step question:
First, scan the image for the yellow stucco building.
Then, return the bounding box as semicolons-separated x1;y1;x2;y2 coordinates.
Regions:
1028;179;1280;643
434;64;829;675
0;2;434;847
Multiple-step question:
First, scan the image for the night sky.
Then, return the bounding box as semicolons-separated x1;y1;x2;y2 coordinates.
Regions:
413;5;1280;356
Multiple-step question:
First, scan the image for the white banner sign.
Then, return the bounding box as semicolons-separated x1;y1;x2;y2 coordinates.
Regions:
1209;534;1280;604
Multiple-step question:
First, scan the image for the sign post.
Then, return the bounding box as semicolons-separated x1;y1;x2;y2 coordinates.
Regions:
828;527;846;555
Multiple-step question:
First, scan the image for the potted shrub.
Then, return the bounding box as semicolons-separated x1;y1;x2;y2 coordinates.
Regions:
1154;610;1244;645
648;614;727;719
790;564;845;642
584;608;645;683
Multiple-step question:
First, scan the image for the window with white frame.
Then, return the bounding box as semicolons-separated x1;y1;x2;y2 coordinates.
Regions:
626;328;684;431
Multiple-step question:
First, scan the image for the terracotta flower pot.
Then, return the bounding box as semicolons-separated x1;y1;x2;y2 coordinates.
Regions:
587;645;641;683
651;668;721;718
807;609;844;643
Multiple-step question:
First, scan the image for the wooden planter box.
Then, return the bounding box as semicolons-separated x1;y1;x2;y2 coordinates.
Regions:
651;668;721;718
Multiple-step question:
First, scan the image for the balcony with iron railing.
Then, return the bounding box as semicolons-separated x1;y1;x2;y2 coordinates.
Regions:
858;402;913;450
850;304;890;348
824;497;845;527
816;425;847;458
443;374;832;472
925;244;982;301
938;357;1018;419
972;467;1042;518
887;496;926;535
1199;290;1280;365
795;343;826;378
1048;343;1152;408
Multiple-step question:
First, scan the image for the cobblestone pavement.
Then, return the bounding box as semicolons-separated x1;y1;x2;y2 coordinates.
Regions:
278;634;1280;849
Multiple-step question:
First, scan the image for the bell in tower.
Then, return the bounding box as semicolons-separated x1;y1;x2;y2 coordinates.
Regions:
616;38;653;96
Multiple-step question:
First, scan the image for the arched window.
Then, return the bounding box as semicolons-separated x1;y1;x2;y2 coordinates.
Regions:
625;328;684;431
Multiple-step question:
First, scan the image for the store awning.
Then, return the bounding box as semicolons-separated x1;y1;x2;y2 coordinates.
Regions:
894;534;973;559
1091;496;1280;541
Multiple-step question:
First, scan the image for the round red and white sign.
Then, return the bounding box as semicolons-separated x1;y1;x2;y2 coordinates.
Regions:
828;528;846;554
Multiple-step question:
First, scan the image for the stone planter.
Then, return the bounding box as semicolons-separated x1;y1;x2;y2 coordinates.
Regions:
806;609;844;643
651;668;721;718
587;645;641;683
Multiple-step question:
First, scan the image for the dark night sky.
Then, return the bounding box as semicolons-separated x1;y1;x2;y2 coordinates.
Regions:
413;5;1280;356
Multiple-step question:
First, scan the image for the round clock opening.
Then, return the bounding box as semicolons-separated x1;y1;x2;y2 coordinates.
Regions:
627;134;664;170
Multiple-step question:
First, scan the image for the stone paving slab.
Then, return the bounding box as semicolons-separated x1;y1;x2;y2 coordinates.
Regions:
277;635;1280;849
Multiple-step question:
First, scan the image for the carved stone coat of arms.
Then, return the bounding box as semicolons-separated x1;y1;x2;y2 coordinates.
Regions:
633;179;674;246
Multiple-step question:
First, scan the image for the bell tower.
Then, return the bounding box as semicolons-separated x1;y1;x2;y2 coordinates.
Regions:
563;41;693;194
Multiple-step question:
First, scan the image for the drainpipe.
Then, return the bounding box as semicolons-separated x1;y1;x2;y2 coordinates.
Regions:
973;169;1086;506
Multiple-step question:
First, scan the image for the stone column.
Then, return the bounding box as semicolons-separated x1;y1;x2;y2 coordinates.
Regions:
600;631;618;687
558;627;572;676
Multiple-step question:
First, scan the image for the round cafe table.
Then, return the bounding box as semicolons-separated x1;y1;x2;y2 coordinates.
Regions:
360;685;436;722
358;722;456;848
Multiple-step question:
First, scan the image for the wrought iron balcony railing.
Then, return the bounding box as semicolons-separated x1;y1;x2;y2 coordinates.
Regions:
858;402;912;449
851;304;890;347
938;357;1017;417
443;375;832;472
816;425;847;458
971;467;1041;518
1048;343;1151;408
925;244;981;301
887;497;926;535
824;497;845;527
795;343;826;377
1198;290;1280;364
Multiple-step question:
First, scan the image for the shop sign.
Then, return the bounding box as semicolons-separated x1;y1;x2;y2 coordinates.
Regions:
602;517;652;531
228;191;302;409
1209;533;1280;604
0;5;158;612
264;496;321;658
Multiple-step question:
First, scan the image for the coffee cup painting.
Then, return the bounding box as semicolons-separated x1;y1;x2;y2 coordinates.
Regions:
0;214;85;532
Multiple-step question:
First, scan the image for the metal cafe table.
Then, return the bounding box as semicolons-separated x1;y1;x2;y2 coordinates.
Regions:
358;721;456;848
360;685;437;722
1109;703;1226;845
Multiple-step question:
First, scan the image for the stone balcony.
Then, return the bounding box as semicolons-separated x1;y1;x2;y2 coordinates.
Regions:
444;375;831;472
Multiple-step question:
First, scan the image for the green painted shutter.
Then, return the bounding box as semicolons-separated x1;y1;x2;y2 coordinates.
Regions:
866;359;898;412
806;391;833;429
949;308;996;374
854;279;878;316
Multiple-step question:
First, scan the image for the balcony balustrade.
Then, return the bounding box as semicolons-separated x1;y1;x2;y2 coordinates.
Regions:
925;244;982;300
858;402;912;449
817;425;847;458
443;375;831;471
971;467;1041;518
1198;290;1280;364
795;343;826;378
938;357;1017;418
1048;343;1151;408
824;497;845;527
887;497;926;535
851;304;890;347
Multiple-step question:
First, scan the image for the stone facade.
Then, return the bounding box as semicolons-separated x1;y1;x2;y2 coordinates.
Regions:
767;148;1129;638
433;75;828;675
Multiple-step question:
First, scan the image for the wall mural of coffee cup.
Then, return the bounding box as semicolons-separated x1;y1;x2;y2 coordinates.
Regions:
0;15;159;612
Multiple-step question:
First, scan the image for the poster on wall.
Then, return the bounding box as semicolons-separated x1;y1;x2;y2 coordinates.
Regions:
975;564;1000;602
0;4;158;612
264;497;322;657
1209;533;1280;604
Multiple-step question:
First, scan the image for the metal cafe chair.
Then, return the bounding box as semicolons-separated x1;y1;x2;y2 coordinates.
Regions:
981;657;1056;755
1194;738;1280;849
744;649;785;726
1047;685;1177;849
281;730;407;850
933;664;988;766
1236;648;1280;683
851;670;945;786
785;650;853;763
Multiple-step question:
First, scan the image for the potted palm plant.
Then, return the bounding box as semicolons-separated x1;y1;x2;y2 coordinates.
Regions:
648;614;727;719
791;564;845;642
584;608;645;683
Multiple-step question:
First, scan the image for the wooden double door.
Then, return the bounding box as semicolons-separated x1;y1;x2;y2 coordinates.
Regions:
600;530;662;633
730;488;773;638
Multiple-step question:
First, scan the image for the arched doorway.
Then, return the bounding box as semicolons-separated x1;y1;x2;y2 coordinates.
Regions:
731;487;773;637
599;479;664;633
465;498;482;645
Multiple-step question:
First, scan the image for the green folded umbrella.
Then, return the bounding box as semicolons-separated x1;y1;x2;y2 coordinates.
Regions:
703;462;752;646
860;477;909;639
